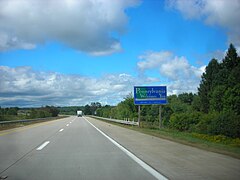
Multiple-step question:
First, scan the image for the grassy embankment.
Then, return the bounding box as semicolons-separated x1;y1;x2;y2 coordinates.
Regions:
90;116;240;159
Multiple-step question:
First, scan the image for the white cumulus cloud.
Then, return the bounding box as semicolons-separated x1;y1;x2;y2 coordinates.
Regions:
0;66;157;107
137;51;205;94
0;0;139;55
166;0;240;47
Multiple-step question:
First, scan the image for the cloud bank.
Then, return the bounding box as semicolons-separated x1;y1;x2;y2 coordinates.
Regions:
0;0;138;55
166;0;240;47
0;66;157;107
137;51;205;94
0;50;205;107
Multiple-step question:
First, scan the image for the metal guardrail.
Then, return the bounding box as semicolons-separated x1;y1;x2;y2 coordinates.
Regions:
89;116;139;126
0;117;57;125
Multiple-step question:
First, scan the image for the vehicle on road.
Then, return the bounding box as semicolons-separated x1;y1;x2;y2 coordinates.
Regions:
77;110;83;117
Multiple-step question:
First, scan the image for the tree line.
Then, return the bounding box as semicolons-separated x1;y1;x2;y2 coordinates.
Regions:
96;44;240;138
58;102;101;116
0;106;60;121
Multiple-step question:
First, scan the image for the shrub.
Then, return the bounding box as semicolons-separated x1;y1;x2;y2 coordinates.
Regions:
208;111;240;138
195;113;218;134
196;111;240;138
169;112;203;132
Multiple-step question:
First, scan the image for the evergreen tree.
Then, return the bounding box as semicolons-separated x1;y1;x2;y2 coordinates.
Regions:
198;59;220;113
209;85;226;112
223;84;240;115
198;43;239;114
221;44;240;114
222;43;238;71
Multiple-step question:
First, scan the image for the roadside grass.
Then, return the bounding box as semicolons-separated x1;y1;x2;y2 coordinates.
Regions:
90;116;240;159
0;114;27;121
132;126;240;158
0;116;69;131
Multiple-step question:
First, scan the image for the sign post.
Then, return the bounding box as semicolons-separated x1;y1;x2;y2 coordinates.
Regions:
159;105;162;128
138;105;141;127
134;86;167;128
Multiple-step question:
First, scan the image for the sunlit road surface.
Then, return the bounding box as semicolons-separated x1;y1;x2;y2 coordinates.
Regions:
0;116;163;180
1;116;240;180
86;116;240;180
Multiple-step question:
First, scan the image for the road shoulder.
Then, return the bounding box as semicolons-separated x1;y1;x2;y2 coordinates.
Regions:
86;116;240;180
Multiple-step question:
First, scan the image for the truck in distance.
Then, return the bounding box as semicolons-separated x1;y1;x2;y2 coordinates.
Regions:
77;110;83;117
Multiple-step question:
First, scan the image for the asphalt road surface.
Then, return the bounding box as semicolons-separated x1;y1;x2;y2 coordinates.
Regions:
1;116;240;180
0;116;164;180
86;116;240;180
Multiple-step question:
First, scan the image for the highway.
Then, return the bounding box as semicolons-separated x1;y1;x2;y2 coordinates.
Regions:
0;116;164;180
1;116;240;180
86;117;240;180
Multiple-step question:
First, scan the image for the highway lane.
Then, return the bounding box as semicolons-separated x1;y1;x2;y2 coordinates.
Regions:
0;116;161;180
0;116;74;174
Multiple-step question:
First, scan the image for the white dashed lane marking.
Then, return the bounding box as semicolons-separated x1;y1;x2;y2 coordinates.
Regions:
36;141;50;151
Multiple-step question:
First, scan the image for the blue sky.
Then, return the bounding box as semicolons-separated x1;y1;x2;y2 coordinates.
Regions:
0;0;239;107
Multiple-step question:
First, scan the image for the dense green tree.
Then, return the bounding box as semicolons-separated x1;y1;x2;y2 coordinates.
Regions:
198;59;220;113
223;84;240;115
192;95;201;111
84;104;92;115
222;43;238;71
169;112;202;132
58;106;84;115
168;95;190;113
227;60;240;87
96;105;112;117
110;107;118;119
178;93;194;105
28;106;59;118
44;106;59;117
162;105;173;126
209;85;226;112
90;102;101;115
6;107;19;115
207;112;240;138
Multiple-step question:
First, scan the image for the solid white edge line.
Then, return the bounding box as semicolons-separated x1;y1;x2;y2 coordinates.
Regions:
83;117;168;180
36;141;50;150
59;129;64;132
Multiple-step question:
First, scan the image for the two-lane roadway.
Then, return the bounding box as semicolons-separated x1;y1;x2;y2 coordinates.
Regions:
0;116;165;180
